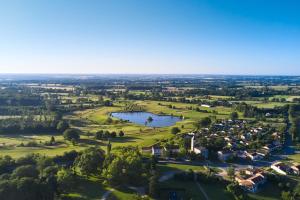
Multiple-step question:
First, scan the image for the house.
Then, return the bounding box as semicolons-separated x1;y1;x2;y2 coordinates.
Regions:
151;145;163;156
291;163;300;175
235;168;266;193
256;148;269;158
265;113;272;117
201;104;211;108
217;150;235;161
193;146;209;159
245;151;263;161
164;144;180;156
271;162;292;175
190;136;209;159
237;151;247;159
263;144;281;153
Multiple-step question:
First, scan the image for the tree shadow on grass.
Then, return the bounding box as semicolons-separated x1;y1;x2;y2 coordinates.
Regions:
63;177;106;200
110;136;139;143
105;186;137;200
78;138;104;146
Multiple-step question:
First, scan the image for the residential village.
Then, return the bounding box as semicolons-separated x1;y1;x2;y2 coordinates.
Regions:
143;119;300;194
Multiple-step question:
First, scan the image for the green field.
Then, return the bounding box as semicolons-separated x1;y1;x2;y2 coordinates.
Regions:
0;100;235;158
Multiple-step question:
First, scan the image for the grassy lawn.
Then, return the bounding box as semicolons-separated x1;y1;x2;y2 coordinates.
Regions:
159;179;206;200
248;182;282;200
61;176;107;200
200;182;233;200
233;100;290;108
0;100;234;158
157;163;206;174
288;153;300;163
107;187;139;200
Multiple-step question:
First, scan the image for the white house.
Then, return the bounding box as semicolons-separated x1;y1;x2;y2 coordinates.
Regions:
190;136;209;159
245;151;263;161
271;162;292;175
217;150;234;161
151;145;163;156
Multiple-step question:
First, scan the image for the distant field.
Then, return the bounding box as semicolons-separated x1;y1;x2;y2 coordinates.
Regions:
270;95;300;102
233;100;291;108
244;85;300;91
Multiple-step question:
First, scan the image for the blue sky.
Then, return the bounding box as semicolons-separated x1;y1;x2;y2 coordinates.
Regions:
0;0;299;75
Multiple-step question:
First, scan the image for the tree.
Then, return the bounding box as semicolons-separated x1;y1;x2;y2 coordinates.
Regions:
50;136;55;145
199;117;212;128
230;112;239;121
102;147;145;186
149;173;158;198
147;116;153;122
106;117;113;124
281;191;294;200
171;127;181;134
107;141;112;155
119;130;125;137
63;128;81;141
0;155;15;174
12;165;39;179
95;130;104;140
111;131;117;138
56;120;69;132
227;166;235;180
75;147;105;175
57;168;77;192
226;183;246;200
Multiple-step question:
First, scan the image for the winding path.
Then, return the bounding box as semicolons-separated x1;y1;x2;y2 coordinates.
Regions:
101;188;114;200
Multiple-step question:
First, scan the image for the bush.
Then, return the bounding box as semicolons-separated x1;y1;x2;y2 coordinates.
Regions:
171;127;181;134
56;120;69;132
95;130;104;140
119;131;125;137
12;165;39;178
111;131;117;138
63;128;81;141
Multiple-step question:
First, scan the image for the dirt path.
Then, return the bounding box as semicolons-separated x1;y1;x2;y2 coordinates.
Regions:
101;188;114;200
195;181;210;200
158;171;180;182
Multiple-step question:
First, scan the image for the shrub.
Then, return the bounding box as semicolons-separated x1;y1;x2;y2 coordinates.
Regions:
63;128;81;141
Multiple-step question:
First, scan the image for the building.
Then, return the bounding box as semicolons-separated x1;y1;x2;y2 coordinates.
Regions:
151;145;163;156
271;162;292;175
245;151;263;161
235;168;266;193
217;150;235;161
190;136;209;159
291;163;300;175
164;144;180;157
201;104;211;108
193;146;209;159
263;143;281;153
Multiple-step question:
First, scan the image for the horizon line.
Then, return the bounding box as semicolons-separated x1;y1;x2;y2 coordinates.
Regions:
0;72;300;77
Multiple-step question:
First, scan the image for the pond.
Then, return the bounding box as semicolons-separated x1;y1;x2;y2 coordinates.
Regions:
111;112;181;127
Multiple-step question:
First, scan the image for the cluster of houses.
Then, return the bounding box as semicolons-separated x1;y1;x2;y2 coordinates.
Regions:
233;162;300;193
140;118;300;194
271;162;300;175
190;119;282;162
142;120;282;163
235;168;267;193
